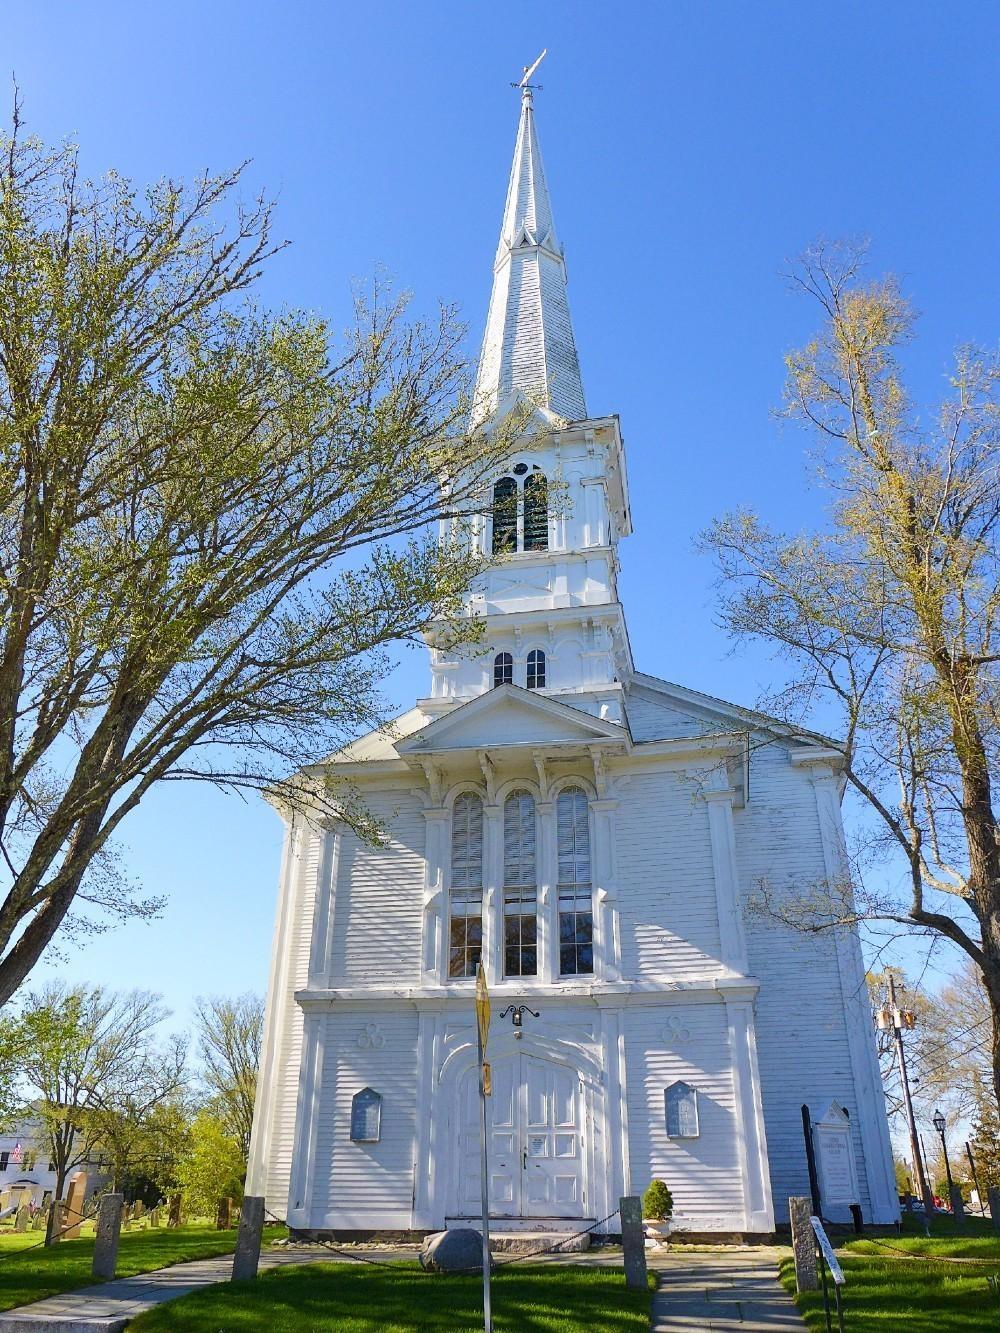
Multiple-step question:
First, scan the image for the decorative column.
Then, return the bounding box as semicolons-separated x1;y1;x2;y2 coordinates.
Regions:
699;764;749;976
287;1006;325;1229
725;992;775;1232
803;758;899;1223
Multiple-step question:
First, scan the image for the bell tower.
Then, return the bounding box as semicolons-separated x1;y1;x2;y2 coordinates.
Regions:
425;73;633;722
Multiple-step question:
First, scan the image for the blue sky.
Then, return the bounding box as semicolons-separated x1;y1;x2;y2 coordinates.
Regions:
7;1;998;1029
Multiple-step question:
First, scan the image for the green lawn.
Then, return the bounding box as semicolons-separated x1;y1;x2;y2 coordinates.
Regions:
0;1223;285;1312
130;1261;654;1333
781;1217;1000;1332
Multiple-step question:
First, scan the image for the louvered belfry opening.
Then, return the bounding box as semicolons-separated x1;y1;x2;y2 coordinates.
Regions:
449;792;484;978
503;790;538;977
557;787;593;975
523;471;548;550
491;477;518;554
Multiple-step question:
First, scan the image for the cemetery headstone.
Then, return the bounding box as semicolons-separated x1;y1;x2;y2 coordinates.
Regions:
216;1196;233;1229
31;1208;46;1231
168;1193;182;1227
50;1200;68;1243
949;1185;966;1230
92;1194;124;1280
14;1205;29;1233
149;1206;160;1228
232;1196;265;1281
133;1200;145;1221
789;1196;818;1292
65;1174;87;1239
620;1195;647;1291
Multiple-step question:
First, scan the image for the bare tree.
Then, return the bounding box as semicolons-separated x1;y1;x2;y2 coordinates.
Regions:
193;993;262;1159
704;240;1000;1107
0;108;522;1002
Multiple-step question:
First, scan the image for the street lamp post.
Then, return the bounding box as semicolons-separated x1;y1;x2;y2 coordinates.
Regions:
932;1108;954;1199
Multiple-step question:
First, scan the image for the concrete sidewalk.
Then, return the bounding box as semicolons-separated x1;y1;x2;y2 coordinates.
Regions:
650;1249;806;1332
0;1247;335;1332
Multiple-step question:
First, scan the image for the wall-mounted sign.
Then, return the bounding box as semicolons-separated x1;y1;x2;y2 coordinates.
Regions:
812;1102;858;1206
350;1088;382;1143
665;1081;699;1138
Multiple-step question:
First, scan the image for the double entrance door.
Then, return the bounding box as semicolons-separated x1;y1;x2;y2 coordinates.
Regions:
457;1052;585;1218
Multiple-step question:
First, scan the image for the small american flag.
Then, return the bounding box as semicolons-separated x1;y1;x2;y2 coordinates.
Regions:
10;1142;22;1164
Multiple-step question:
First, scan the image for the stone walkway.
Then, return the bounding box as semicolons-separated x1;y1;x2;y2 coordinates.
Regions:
650;1249;806;1332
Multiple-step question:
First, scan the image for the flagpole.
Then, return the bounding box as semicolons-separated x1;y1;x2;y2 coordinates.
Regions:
476;963;492;1333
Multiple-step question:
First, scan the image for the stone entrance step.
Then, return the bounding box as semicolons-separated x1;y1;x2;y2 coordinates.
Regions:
489;1230;591;1254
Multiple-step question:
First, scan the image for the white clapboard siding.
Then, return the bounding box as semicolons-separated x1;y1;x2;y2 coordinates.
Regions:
311;1007;419;1227
259;826;322;1208
328;794;426;985
624;1003;745;1220
624;690;717;742
615;771;723;978
734;741;873;1219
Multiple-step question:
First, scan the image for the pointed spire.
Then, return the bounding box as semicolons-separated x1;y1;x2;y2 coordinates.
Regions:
472;89;587;426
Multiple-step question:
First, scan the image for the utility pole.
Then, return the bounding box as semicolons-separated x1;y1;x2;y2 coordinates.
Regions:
880;974;934;1214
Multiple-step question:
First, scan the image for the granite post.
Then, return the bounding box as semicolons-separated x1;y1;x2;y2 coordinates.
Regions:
789;1196;818;1292
232;1196;265;1281
988;1186;1000;1231
620;1195;647;1292
92;1194;124;1280
949;1185;966;1230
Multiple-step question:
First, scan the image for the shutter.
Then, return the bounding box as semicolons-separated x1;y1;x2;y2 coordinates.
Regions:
557;788;591;887
452;793;483;889
503;791;536;887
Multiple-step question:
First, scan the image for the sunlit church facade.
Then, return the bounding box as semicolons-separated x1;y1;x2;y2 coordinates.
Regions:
247;88;897;1239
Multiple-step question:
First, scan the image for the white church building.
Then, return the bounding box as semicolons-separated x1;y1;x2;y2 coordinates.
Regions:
247;87;898;1239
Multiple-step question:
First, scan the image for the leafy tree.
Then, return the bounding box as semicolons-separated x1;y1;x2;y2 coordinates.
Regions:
705;240;1000;1109
0;110;519;1003
970;1074;1000;1191
173;1107;245;1219
16;983;167;1216
193;993;262;1160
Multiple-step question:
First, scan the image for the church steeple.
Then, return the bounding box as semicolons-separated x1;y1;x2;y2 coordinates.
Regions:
471;87;587;426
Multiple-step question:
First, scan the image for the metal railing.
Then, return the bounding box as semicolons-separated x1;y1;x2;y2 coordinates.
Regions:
810;1216;846;1332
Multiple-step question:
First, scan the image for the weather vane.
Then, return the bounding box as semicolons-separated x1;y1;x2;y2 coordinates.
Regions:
512;49;547;95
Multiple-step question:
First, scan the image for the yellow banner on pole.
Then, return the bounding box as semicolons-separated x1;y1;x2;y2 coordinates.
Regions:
476;962;491;1054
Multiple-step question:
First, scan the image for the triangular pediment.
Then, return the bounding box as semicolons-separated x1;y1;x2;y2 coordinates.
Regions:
397;685;628;754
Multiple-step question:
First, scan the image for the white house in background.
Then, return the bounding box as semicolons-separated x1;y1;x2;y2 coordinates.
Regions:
0;1121;94;1213
247;87;898;1238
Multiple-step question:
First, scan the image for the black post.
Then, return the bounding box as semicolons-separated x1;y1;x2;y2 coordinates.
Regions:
802;1105;822;1218
850;1203;864;1237
937;1125;954;1195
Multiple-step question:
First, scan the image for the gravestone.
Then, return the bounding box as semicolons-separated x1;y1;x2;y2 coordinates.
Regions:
812;1103;859;1215
216;1196;233;1229
949;1185;965;1230
50;1200;68;1243
988;1186;1000;1232
232;1196;265;1281
619;1195;647;1292
133;1200;145;1221
789;1196;818;1291
31;1208;46;1231
92;1194;124;1280
14;1205;29;1233
65;1174;87;1239
149;1206;161;1228
168;1193;182;1227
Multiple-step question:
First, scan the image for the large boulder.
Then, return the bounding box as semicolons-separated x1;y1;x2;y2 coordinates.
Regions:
420;1227;491;1273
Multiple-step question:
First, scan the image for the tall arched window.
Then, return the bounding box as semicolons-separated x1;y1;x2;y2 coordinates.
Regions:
526;649;546;690
449;793;483;978
491;477;517;554
503;790;537;977
493;652;513;687
557;787;593;975
523;471;548;551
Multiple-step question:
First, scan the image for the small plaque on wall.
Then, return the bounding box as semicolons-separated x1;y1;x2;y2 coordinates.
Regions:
350;1087;382;1142
665;1081;699;1138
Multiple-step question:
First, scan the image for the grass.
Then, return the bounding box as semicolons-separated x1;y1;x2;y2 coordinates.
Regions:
780;1215;1000;1332
130;1261;654;1332
0;1222;285;1312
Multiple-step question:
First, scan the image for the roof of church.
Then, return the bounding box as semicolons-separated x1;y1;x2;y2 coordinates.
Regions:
471;89;587;426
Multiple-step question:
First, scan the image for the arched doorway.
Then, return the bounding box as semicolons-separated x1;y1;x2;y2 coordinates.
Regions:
453;1051;587;1219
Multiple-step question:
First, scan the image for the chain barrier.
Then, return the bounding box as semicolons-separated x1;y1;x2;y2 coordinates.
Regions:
264;1207;620;1274
0;1202;103;1262
853;1234;1000;1267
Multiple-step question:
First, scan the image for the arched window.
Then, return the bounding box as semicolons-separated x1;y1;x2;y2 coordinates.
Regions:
491;477;518;554
449;793;483;979
557;787;593;976
493;652;513;687
526;648;546;690
523;472;548;551
503;790;537;977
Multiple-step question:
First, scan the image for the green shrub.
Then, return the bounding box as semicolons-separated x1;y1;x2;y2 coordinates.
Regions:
642;1179;673;1220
